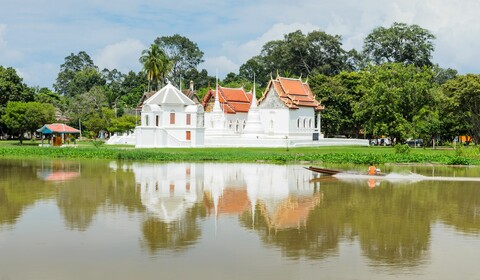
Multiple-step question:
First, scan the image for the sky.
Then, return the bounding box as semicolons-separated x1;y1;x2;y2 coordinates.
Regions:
1;0;480;89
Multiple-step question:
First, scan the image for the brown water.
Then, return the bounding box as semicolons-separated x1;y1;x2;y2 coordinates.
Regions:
1;159;479;280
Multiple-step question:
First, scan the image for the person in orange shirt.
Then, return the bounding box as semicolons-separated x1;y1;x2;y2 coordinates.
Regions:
368;163;377;175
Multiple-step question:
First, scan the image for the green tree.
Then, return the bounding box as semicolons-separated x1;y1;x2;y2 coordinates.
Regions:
0;66;34;106
34;87;64;109
258;30;348;78
154;34;204;83
108;114;137;134
2;102;55;144
442;74;480;144
310;71;364;137
354;63;434;144
183;68;215;99
0;66;35;136
363;22;435;67
139;44;172;92
432;65;457;85
67;86;108;128
54;51;100;97
413;106;441;148
119;71;147;108
239;56;270;87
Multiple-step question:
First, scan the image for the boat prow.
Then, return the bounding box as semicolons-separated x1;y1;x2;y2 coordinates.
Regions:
304;166;343;175
305;166;386;177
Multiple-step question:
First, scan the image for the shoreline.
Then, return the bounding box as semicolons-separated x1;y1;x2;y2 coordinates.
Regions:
0;142;478;165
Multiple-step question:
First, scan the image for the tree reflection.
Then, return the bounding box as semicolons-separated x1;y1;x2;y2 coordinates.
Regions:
56;161;139;231
239;192;336;260
140;203;206;253
352;185;431;266
1;159;480;267
435;182;480;235
0;160;53;226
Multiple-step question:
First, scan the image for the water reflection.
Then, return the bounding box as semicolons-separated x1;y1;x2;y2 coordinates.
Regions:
1;159;480;274
36;161;81;182
133;163;318;227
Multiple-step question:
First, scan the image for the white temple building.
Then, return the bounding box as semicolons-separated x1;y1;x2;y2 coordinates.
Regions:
202;84;253;134
107;75;369;147
135;82;205;148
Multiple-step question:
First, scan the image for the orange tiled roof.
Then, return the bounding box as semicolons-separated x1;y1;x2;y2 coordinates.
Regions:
259;76;324;111
202;86;253;114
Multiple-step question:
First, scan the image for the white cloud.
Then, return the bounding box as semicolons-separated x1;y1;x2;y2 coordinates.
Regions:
0;24;23;63
220;22;320;70
0;24;6;47
2;0;480;89
200;56;239;78
94;39;146;73
16;63;57;88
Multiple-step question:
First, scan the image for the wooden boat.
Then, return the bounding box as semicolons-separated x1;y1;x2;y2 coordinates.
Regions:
304;166;386;176
304;166;343;175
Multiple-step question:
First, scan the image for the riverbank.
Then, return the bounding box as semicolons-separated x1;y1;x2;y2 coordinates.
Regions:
0;140;478;165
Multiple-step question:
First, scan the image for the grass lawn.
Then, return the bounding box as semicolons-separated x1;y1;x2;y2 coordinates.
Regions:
0;139;478;165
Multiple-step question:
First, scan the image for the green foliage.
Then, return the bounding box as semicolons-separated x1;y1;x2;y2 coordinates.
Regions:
239;30;349;87
0;145;477;166
34;87;64;110
310;71;364;137
154;34;205;81
67;86;109;124
394;143;410;154
54;51;104;97
2;102;55;143
108;114;137;133
0;66;34;107
413;106;441;147
363;22;435;67
442;74;480;144
139;43;172;91
446;156;472;165
354;63;435;143
92;140;105;148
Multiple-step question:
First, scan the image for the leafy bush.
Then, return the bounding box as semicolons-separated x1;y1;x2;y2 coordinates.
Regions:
455;145;464;157
394;144;410;154
92;140;105;148
446;156;471;165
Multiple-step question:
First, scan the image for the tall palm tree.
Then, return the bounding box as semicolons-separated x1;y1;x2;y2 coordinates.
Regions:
139;44;172;91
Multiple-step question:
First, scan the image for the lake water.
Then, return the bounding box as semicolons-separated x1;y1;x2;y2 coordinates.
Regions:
1;159;479;280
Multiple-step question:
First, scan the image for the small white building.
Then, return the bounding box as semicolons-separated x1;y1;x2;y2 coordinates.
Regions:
135;82;205;148
202;85;253;134
257;76;324;140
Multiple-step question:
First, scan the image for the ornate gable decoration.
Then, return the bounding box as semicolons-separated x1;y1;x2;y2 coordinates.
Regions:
258;76;324;111
257;87;286;109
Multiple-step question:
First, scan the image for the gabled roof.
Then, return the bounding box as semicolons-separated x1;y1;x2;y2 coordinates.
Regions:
202;86;253;114
258;76;324;111
144;82;195;106
37;123;81;134
181;89;201;104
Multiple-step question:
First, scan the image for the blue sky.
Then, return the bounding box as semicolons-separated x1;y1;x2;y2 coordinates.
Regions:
1;0;480;89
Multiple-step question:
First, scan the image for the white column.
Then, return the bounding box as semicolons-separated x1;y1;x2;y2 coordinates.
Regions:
317;112;322;138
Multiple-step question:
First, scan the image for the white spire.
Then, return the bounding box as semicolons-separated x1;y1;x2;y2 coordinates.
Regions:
242;73;263;136
213;70;222;113
251;74;258;109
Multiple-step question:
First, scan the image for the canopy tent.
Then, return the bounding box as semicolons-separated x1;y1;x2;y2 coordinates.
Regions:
37;123;81;146
37;123;81;135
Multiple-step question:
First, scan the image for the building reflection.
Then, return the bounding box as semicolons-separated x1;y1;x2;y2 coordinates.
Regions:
36;160;81;182
133;163;321;229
